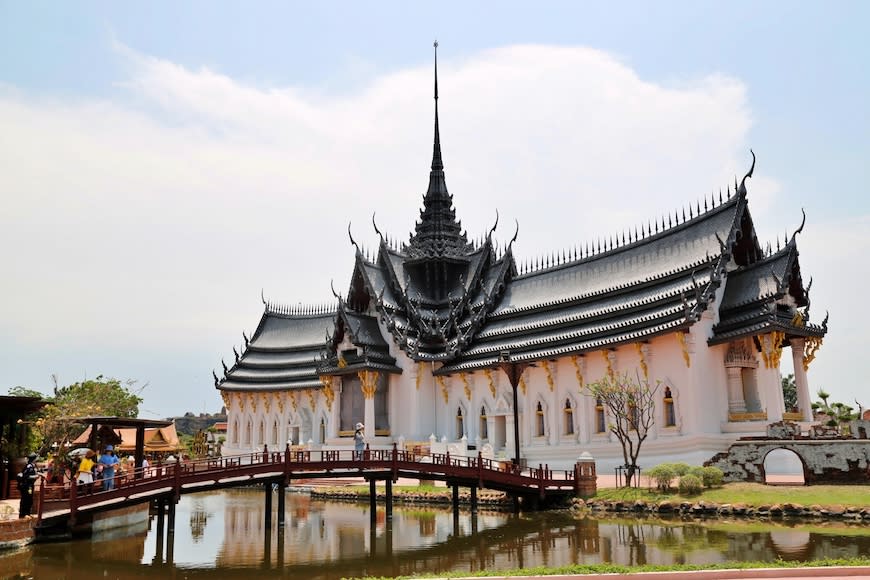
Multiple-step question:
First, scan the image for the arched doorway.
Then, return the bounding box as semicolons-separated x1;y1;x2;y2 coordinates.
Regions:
763;448;806;485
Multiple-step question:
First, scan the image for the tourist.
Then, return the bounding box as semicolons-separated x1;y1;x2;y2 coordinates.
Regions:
99;445;120;491
354;422;365;460
75;450;96;493
142;455;151;477
17;453;38;518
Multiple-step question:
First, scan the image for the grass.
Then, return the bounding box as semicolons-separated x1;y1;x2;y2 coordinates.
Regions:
592;482;870;508
347;557;870;579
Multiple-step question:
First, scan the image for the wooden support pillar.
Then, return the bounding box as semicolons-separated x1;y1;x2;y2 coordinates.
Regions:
470;486;478;514
263;515;272;569
134;427;146;479
385;479;393;521
369;479;377;527
451;484;459;516
276;525;285;569
264;481;273;529
166;499;176;565
154;499;165;564
513;494;520;514
277;483;286;527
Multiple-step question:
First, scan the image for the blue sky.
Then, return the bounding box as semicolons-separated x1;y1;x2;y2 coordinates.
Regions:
1;1;867;418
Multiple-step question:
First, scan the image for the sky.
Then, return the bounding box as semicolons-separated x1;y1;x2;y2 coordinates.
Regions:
1;1;868;419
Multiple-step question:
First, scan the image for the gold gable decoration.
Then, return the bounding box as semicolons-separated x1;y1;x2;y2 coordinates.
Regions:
542;360;555;391
677;331;691;368
484;368;497;398
436;375;449;404
290;391;298;412
519;374;527;396
759;331;786;369
803;336;823;371
460;372;472;401
319;376;335;410
416;362;425;390
602;350;614;378
571;355;584;390
276;392;286;414
358;370;379;399
248;393;257;412
635;342;649;379
220;391;231;410
263;393;272;414
305;389;317;411
236;392;246;412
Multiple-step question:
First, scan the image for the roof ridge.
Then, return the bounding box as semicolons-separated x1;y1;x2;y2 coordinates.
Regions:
515;193;739;277
265;300;339;318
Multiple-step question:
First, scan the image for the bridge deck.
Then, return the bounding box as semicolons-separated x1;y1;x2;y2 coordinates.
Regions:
36;446;580;525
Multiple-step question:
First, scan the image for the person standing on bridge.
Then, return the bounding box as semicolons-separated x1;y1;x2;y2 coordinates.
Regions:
16;453;38;519
354;423;365;460
99;445;120;491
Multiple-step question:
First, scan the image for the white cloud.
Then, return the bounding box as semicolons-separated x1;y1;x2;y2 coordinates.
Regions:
4;42;837;416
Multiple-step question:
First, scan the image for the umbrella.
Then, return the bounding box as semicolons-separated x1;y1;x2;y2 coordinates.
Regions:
68;447;94;457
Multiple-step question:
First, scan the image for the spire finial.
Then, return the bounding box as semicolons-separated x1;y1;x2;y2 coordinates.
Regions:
431;40;443;172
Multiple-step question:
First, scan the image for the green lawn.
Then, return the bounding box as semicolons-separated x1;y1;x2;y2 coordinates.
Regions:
593;482;870;508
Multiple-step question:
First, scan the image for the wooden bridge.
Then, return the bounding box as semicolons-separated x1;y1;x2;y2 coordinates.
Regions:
36;443;590;537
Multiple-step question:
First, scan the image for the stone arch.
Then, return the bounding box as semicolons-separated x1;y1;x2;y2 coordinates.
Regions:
762;447;807;485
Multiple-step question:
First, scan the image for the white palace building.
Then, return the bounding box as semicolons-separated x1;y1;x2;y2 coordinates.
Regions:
214;51;827;471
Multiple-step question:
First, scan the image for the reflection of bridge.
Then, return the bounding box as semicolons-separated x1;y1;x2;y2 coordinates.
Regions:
37;444;582;538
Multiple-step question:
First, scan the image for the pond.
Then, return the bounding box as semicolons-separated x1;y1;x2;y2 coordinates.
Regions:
2;489;870;578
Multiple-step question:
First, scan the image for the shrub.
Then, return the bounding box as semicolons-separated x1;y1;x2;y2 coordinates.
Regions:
700;466;723;488
671;462;691;476
647;464;677;491
678;474;702;495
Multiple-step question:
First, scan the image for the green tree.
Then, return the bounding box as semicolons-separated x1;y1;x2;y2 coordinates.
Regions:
32;375;144;454
585;371;660;487
781;373;798;412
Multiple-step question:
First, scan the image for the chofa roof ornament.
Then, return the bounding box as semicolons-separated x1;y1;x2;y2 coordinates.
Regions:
737;149;755;197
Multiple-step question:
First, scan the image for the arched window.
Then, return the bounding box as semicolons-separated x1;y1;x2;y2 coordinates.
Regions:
319;417;326;443
595;397;606;433
258;421;265;446
456;407;465;439
232;420;239;444
272;420;279;445
563;399;574;435
536;402;545;437
479;406;488;440
244;420;252;445
664;386;676;427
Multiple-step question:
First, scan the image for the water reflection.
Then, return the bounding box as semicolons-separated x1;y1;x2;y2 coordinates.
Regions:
2;489;870;578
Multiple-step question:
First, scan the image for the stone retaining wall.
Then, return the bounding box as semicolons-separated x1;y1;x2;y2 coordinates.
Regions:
0;517;35;551
574;497;870;520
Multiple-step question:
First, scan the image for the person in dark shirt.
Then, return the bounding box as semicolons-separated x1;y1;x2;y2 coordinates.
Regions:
17;453;38;518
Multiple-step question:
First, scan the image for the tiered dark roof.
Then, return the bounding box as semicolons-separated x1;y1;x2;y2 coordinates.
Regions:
216;304;335;392
215;52;826;393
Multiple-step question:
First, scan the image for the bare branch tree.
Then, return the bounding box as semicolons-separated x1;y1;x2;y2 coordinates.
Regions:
585;370;660;487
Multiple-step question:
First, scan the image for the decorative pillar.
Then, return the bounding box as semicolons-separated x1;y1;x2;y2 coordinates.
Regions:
359;371;379;440
790;338;813;422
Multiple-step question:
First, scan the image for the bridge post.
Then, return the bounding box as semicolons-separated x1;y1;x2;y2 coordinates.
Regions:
276;524;285;569
369;479;376;527
167;498;176;537
277;483;286;527
154;499;165;564
385;478;393;521
264;481;273;529
166;505;175;566
391;442;398;482
470;485;478;514
68;475;78;528
173;460;181;502
451;484;459;517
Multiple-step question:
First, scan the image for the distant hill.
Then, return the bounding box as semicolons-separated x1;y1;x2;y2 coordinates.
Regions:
169;411;227;437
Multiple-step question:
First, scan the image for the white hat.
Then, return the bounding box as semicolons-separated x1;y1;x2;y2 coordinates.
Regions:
355;422;364;430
